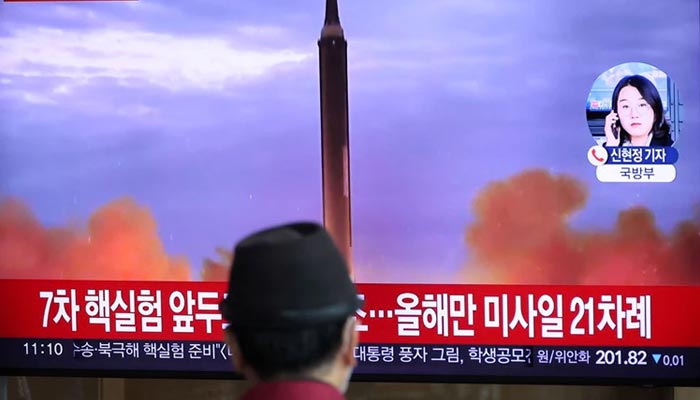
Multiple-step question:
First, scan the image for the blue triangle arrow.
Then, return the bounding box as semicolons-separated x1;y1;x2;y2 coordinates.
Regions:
652;354;661;364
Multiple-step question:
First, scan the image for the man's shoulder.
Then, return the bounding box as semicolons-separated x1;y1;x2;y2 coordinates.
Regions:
241;380;344;400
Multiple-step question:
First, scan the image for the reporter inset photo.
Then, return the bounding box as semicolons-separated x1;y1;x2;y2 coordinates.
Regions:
586;62;682;147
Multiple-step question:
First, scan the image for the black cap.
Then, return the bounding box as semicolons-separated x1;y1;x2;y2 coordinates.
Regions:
219;222;362;329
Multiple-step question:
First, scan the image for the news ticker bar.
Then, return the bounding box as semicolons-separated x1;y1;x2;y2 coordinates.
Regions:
1;339;698;380
2;280;698;346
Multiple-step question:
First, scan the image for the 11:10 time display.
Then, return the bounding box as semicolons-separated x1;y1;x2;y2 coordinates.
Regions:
24;342;64;356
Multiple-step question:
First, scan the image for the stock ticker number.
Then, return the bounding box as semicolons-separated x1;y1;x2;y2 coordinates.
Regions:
595;350;647;366
660;354;685;367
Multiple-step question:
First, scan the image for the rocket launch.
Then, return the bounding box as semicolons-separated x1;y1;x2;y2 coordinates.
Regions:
319;0;353;268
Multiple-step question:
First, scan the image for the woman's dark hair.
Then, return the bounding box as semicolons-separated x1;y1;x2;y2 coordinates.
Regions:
228;318;347;381
611;74;672;146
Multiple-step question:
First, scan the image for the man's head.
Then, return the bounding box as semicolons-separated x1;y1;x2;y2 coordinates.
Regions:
219;222;362;392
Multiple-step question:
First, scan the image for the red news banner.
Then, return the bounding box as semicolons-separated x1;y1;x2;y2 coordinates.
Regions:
0;280;698;347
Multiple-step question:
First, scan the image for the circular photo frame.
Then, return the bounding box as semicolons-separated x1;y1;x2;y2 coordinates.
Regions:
586;62;682;147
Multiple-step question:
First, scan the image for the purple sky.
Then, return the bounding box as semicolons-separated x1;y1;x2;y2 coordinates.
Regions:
0;0;699;282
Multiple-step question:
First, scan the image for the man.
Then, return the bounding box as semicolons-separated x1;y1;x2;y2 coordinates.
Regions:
219;222;363;400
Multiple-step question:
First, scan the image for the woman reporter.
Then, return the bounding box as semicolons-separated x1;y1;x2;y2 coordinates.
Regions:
603;75;673;147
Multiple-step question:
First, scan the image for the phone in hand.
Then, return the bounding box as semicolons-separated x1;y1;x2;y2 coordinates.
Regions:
610;117;620;140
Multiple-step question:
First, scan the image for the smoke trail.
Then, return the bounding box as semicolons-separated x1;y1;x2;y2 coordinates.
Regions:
0;197;190;281
462;169;700;285
201;247;233;282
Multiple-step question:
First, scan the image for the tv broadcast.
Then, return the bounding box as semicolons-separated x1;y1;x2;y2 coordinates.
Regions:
0;0;698;392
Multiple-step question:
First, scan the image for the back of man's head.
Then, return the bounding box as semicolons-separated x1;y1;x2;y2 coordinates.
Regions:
219;222;362;388
230;318;348;380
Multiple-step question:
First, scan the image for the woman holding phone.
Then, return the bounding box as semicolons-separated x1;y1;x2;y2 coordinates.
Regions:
603;74;674;147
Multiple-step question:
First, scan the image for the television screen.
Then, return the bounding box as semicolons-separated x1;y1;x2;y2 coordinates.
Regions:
0;0;698;386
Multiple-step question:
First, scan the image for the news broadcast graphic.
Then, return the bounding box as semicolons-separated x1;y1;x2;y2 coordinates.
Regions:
1;0;699;386
585;62;683;183
0;280;698;384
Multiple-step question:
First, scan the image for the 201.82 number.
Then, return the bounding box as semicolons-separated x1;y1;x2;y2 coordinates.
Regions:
595;350;647;365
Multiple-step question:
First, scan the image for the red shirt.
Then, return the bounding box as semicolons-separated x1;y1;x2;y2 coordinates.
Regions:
240;380;345;400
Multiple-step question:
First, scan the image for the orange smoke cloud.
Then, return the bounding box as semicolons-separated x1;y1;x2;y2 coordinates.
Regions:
0;197;191;281
200;247;233;282
463;169;700;285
